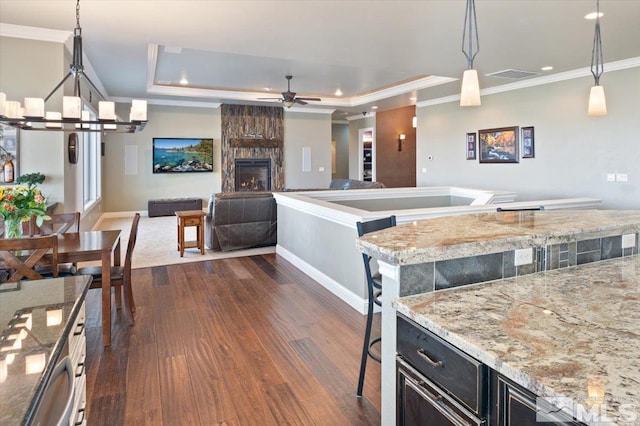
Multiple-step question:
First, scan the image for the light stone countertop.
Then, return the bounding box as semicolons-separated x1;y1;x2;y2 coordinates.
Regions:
356;210;640;265
393;255;640;425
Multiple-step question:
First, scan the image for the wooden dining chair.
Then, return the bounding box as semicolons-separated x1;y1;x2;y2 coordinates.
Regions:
31;212;81;275
76;213;141;325
30;211;81;235
0;234;58;282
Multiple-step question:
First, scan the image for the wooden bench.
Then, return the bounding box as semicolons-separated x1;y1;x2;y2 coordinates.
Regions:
147;198;202;217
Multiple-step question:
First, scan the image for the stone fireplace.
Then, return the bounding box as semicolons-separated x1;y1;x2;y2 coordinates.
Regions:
235;159;272;191
221;104;284;192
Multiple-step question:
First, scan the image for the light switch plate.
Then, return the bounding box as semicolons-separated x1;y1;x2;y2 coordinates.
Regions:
514;248;534;266
606;173;616;182
622;234;636;249
616;173;628;182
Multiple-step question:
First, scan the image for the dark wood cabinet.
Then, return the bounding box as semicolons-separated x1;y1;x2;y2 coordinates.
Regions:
397;315;487;425
492;373;584;426
397;315;586;426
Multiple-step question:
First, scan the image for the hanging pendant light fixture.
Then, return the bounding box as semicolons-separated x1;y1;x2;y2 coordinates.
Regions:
0;0;147;132
460;0;481;107
588;0;607;116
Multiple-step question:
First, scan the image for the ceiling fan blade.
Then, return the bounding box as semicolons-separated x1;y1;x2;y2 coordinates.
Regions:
257;97;283;100
295;99;308;105
296;97;321;101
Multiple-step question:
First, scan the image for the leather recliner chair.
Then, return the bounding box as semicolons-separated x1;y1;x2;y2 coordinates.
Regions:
205;192;277;251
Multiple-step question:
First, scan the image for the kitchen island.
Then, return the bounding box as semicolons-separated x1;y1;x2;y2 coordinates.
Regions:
395;255;639;425
355;210;640;425
0;275;91;425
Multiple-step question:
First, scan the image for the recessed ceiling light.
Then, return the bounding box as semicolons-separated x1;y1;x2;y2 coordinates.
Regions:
371;106;378;110
584;12;603;20
264;87;271;91
410;97;417;102
179;78;188;85
334;89;343;96
541;66;553;71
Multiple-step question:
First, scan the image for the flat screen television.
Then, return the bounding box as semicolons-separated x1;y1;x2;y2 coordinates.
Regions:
152;137;213;173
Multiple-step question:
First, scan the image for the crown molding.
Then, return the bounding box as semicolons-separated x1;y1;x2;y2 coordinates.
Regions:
0;23;70;43
346;112;376;121
111;97;221;109
417;57;640;108
285;107;335;115
331;120;349;125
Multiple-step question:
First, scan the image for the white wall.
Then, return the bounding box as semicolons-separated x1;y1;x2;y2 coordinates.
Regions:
283;111;332;189
417;66;640;209
104;104;222;212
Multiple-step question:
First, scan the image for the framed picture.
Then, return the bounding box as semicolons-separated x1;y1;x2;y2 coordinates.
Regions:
521;126;535;158
466;132;476;160
479;126;519;163
0;124;19;183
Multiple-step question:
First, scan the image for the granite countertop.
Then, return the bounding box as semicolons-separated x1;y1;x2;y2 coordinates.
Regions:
0;275;91;426
356;210;640;265
394;255;640;424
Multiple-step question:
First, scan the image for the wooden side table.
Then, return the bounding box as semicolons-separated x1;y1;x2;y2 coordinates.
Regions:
175;210;206;257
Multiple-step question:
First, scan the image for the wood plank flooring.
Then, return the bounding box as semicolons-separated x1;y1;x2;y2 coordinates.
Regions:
85;254;382;425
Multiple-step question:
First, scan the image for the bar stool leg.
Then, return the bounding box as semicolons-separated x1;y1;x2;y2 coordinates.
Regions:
357;278;375;398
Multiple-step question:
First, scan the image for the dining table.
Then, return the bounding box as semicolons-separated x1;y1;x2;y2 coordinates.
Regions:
55;230;121;347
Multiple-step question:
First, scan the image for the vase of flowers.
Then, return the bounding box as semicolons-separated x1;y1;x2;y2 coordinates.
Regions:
0;185;50;239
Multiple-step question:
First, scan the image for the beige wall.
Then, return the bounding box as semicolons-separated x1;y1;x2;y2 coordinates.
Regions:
348;115;375;180
104;104;222;212
283;111;332;189
0;36;67;212
331;122;349;179
417;66;640;209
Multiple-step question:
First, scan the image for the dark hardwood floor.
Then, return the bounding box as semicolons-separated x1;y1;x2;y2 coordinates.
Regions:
85;254;382;425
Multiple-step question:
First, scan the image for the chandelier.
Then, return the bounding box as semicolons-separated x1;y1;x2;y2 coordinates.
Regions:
0;0;147;133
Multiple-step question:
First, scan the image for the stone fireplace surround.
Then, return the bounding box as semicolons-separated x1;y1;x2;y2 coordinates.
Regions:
221;104;284;192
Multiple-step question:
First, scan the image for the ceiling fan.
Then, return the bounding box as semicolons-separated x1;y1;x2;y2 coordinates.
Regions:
259;75;321;108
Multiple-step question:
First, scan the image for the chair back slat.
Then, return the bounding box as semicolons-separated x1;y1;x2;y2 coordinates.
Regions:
123;213;141;280
32;212;81;235
356;215;397;237
0;235;58;282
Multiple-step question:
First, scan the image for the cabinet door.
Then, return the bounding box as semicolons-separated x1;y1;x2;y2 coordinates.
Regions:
497;375;582;426
398;359;483;426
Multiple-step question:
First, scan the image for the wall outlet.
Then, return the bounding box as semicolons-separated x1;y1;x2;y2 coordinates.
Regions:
622;234;636;249
421;168;427;173
514;248;533;266
606;173;616;182
616;173;628;182
318;166;325;172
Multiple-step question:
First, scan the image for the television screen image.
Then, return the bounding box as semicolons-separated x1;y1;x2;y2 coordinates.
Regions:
153;138;213;173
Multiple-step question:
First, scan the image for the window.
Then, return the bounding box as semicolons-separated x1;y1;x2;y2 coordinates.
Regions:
80;106;101;211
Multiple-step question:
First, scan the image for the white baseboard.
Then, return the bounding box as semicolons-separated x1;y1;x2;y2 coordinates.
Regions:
276;244;370;315
92;210;150;230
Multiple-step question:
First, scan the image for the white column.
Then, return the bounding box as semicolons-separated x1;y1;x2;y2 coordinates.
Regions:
379;261;401;426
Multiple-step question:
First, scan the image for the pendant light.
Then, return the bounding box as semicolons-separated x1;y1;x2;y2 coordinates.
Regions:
0;0;147;132
460;0;481;107
588;0;607;116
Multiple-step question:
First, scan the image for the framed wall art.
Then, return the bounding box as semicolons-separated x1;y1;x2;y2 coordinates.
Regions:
479;126;519;163
466;132;477;160
521;126;535;158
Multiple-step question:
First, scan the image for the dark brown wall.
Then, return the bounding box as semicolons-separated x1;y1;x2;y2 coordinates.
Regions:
375;105;416;188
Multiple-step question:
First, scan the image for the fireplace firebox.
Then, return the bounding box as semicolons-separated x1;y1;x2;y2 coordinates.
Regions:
235;159;272;191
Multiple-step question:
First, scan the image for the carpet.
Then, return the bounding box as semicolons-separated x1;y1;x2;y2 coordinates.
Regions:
92;215;276;269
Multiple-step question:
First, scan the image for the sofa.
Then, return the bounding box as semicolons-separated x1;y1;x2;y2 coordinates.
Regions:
205;192;277;251
328;178;385;190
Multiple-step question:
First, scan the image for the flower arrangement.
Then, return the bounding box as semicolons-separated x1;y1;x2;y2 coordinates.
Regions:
0;185;50;238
